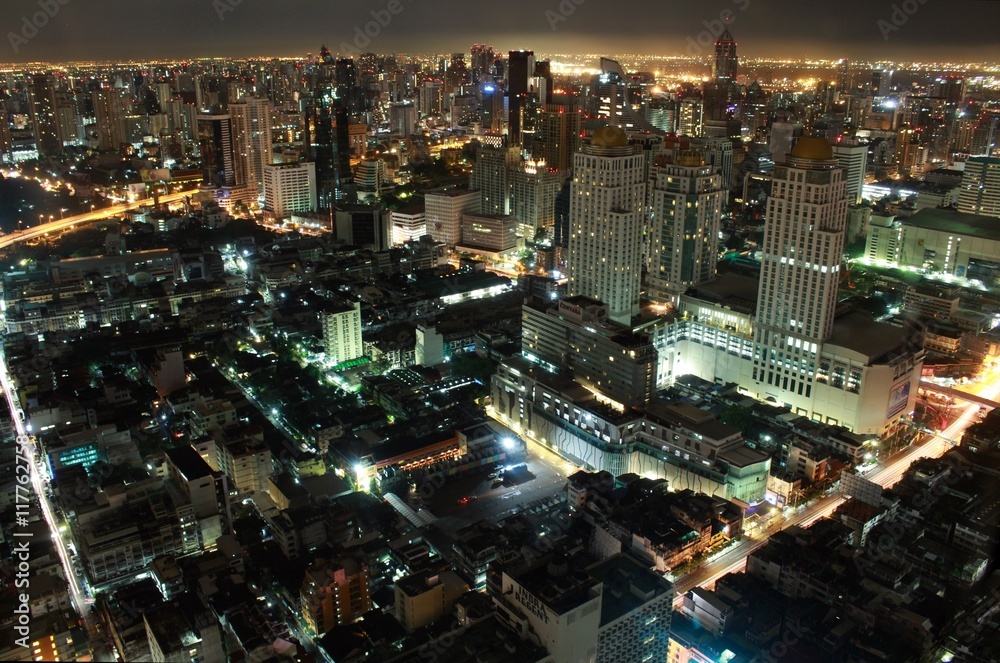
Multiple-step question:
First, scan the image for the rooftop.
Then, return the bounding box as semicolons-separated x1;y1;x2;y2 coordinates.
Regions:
586;554;673;627
903;207;1000;243
826;311;913;361
165;444;213;481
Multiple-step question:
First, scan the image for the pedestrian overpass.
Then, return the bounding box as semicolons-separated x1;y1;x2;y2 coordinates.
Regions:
919;381;1000;410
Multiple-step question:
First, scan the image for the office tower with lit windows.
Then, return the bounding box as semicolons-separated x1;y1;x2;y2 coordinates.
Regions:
322;301;364;366
589;59;662;134
567;125;647;325
831;138;869;205
263;162;317;218
308;94;355;209
507;50;535;145
534;102;582;175
511;159;561;239
648;150;725;304
27;74;61;158
752;137;847;408
0;100;12;163
425;185;482;248
230;96;273;195
957;156;1000;218
197;114;238;187
714;29;738;85
480;82;505;133
470;139;520;216
471;44;496;84
677;96;704;137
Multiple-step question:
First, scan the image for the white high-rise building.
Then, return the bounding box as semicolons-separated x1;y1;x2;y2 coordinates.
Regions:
322;301;363;365
831;138;869;205
425;186;482;248
230;96;273;195
263;162;316;217
752;137;848;408
648;150;725;304
957;156;1000;218
390;204;427;245
567;125;647;324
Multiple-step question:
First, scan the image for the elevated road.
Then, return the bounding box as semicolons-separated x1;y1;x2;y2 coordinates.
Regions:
0;190;196;251
920;380;1000;410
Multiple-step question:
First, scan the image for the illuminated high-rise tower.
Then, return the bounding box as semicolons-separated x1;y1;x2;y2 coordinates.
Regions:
230;96;273;195
752;137;848;404
197;114;238;188
0;100;11;163
567;125;647;324
507;50;535;145
27;74;61;158
713;29;738;85
648;149;724;304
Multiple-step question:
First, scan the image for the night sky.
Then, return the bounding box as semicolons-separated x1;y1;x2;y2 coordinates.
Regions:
2;0;998;63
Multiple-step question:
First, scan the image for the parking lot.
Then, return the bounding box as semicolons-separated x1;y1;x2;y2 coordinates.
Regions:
419;444;572;535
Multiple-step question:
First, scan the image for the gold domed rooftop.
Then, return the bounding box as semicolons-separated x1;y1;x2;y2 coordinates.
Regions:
591;125;629;148
790;136;834;161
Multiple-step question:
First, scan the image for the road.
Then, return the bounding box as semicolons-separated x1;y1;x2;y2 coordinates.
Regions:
0;348;113;660
0;189;196;250
670;371;1000;606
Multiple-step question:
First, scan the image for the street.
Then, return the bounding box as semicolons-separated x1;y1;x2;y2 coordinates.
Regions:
0;348;114;660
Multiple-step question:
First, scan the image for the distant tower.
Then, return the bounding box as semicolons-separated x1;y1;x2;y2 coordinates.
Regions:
507;50;535;145
197;114;238;188
230;96;273;195
567;125;647;324
714;29;738;85
27;74;61;158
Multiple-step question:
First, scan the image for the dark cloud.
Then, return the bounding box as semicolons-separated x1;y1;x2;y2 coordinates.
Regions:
1;0;997;63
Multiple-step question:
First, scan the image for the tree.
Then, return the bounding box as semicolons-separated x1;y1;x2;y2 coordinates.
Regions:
720;405;756;436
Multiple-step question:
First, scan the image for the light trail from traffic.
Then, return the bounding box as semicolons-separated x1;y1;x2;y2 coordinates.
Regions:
0;189;196;250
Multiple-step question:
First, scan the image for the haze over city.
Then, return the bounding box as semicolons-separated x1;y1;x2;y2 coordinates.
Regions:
0;1;999;662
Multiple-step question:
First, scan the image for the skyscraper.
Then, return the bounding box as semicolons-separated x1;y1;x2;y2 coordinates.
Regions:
263;162;317;218
831;138;869;205
567;125;647;324
230;96;273;195
510;158;562;239
957;156;1000;218
425;186;481;248
469;139;520;215
714;29;738;85
197;114;238;188
506;50;535;145
0;101;12;163
27;74;61;158
648;150;725;304
534;102;582;175
308;93;355;209
752;137;848;405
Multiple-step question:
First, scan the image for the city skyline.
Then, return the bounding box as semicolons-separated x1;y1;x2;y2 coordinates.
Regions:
2;0;1000;64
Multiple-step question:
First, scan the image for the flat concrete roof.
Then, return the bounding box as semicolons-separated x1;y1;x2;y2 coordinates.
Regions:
903;207;1000;243
826;311;911;360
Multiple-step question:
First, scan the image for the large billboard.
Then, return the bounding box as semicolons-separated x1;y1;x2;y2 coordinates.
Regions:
141;168;172;183
887;380;911;419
